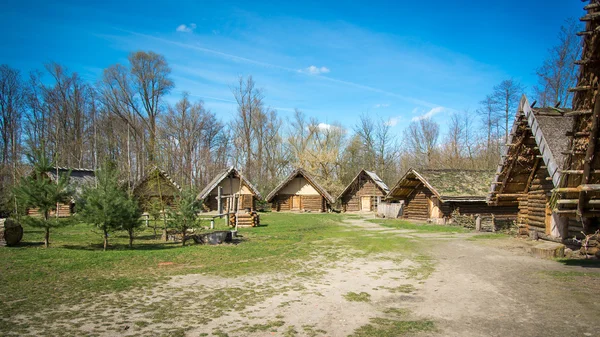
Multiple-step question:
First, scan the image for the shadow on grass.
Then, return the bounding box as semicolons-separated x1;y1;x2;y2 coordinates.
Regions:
10;241;45;248
557;259;600;268
62;242;182;251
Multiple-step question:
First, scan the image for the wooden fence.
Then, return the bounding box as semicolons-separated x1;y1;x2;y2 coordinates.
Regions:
376;201;403;218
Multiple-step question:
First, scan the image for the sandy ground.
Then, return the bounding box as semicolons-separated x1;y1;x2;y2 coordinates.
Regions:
26;217;600;336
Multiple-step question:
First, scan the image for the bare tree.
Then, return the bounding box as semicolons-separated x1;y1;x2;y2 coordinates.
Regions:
533;18;581;107
128;52;174;164
404;118;439;168
492;79;524;141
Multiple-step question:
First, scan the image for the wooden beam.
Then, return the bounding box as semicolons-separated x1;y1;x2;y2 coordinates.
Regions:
569;85;593;92
579;93;600;227
564;109;593;116
524;158;540;193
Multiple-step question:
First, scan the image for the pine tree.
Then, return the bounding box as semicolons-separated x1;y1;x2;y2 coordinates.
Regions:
79;163;141;250
168;189;201;246
14;148;73;248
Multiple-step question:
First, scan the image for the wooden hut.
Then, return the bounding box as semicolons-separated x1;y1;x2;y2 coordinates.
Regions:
552;0;600;236
132;167;182;211
27;167;96;217
197;167;262;212
266;168;335;212
488;96;575;240
387;169;515;222
338;169;389;212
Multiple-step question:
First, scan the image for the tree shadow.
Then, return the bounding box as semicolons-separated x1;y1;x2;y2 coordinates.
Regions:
8;241;45;248
61;241;182;251
558;259;600;268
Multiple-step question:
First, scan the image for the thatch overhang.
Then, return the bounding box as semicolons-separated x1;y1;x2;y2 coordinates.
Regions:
337;169;389;200
266;168;336;204
488;96;574;205
387;169;494;202
196;167;262;201
132;167;182;195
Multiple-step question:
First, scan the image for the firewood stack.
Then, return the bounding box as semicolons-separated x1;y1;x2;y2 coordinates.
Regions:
229;212;260;227
580;231;600;258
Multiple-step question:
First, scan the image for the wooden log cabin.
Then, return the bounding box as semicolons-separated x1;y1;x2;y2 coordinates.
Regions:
552;0;600;236
197;167;262;212
27;167;96;217
488;96;575;240
338;169;389;212
132;167;182;212
266;168;336;212
387;169;515;223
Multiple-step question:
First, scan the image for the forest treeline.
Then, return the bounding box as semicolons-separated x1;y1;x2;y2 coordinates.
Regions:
0;19;580;216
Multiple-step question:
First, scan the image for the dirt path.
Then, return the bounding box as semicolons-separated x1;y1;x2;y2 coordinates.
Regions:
345;216;600;337
33;216;600;337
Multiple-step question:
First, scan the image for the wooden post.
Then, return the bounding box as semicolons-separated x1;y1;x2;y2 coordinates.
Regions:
210;219;214;229
217;186;223;219
475;215;482;232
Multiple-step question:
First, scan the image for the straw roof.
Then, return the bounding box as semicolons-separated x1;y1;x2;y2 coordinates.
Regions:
132;167;182;194
266;168;336;204
388;169;495;202
338;169;389;199
197;166;262;200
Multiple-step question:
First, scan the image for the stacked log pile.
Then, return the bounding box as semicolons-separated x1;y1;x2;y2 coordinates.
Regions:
579;231;600;258
0;218;24;247
229;212;260;227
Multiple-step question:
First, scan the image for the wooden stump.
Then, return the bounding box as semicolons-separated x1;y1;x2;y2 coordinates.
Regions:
0;218;24;247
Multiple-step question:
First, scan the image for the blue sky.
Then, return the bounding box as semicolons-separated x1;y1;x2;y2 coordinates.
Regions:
1;0;583;132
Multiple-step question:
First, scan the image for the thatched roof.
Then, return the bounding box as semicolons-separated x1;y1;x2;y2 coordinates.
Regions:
338;169;389;199
45;167;96;197
132;167;182;194
266;168;336;204
197;167;262;200
488;96;575;202
387;169;495;202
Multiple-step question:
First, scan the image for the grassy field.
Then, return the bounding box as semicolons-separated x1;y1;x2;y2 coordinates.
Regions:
0;213;433;336
367;218;470;233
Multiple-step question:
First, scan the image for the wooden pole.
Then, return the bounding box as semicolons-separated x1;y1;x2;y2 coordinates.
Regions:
475;215;482;232
578;92;600;232
217;186;223;219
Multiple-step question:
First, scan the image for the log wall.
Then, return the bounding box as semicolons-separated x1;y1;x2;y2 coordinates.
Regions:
517;164;554;235
271;194;325;212
27;202;73;218
341;177;385;212
401;185;431;220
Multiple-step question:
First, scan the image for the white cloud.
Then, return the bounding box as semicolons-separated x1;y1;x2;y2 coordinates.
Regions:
385;116;401;127
176;23;197;33
374;103;390;108
301;65;330;75
317;122;332;130
411;107;446;121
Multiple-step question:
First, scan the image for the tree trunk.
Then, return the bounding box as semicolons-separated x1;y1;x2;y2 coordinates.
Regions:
128;229;134;248
44;227;50;248
182;226;187;247
103;228;108;251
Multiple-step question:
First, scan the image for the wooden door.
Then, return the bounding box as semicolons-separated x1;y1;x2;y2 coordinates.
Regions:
292;196;301;210
361;196;371;211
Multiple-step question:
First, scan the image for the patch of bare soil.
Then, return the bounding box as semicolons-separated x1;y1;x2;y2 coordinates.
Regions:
27;217;600;336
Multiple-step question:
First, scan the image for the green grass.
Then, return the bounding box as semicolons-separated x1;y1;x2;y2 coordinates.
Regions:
344;291;372;302
467;233;509;240
350;317;435;337
368;219;469;233
0;213;419;334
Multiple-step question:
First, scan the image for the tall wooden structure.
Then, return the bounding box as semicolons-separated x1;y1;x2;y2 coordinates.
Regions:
197;167;262;212
488;97;576;239
553;0;600;235
388;169;515;222
266;168;335;212
338;169;389;212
